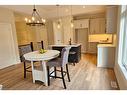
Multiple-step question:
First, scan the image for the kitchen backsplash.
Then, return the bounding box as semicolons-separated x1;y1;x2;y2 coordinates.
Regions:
89;34;113;43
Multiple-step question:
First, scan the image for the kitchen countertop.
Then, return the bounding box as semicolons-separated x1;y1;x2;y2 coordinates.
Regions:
97;44;116;48
50;44;81;47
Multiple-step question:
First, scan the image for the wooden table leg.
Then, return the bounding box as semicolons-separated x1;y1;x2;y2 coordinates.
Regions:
31;61;35;83
42;61;48;86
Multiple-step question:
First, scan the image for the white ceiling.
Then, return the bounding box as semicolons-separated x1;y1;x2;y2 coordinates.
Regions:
1;5;106;20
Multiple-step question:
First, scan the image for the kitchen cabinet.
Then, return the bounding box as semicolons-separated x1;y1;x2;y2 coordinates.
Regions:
75;28;88;53
89;18;106;34
87;42;98;53
106;6;118;34
97;44;115;68
74;19;89;29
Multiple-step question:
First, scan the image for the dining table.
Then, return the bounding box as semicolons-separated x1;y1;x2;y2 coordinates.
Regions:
24;50;60;86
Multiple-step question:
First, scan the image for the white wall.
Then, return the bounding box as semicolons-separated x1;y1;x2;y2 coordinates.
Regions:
53;16;74;45
53;20;64;44
0;7;20;69
35;26;48;49
114;6;127;89
62;16;74;44
15;21;48;50
46;20;54;45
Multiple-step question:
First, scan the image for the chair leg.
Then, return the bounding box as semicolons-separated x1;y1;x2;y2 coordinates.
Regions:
73;63;75;66
47;66;50;86
54;67;57;78
23;62;26;78
61;67;66;89
66;64;70;82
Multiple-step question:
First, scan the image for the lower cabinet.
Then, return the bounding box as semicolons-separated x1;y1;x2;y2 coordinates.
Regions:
97;45;115;68
87;42;98;53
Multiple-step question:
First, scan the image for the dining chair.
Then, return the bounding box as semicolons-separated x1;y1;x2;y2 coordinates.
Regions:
46;46;71;89
18;42;34;78
37;41;44;50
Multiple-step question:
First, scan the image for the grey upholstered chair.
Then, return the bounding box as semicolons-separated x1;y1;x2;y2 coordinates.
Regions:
47;46;71;89
18;42;33;78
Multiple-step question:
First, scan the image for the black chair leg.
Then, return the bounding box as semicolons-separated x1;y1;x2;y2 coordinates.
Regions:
54;67;57;78
61;67;66;89
66;64;70;82
23;62;26;78
47;66;50;86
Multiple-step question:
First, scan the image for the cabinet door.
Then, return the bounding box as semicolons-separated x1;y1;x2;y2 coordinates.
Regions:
90;18;100;34
74;19;89;29
99;18;106;34
90;18;106;34
106;6;118;34
87;42;97;53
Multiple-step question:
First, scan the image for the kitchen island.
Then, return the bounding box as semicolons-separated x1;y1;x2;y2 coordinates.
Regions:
49;44;81;64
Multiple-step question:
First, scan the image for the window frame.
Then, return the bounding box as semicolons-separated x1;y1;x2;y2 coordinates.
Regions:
118;5;127;72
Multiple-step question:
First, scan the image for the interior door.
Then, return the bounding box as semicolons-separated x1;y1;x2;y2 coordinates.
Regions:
76;28;88;53
0;23;16;69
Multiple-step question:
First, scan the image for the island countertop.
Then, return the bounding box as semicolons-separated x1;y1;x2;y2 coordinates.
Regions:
49;44;81;47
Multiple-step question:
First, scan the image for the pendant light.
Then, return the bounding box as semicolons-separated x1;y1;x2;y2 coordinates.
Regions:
56;5;61;29
70;5;74;28
24;5;46;26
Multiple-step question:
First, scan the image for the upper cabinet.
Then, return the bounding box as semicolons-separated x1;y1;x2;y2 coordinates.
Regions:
106;6;118;34
74;19;89;29
89;18;106;34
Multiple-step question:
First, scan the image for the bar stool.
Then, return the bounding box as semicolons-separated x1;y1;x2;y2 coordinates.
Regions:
46;46;71;89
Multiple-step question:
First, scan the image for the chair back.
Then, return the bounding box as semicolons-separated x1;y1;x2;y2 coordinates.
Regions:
18;42;33;62
37;41;44;50
61;46;71;67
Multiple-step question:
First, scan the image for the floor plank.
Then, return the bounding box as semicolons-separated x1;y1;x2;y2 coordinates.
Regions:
0;54;119;90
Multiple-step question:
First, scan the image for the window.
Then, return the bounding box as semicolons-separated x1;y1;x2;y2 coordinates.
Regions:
118;5;127;70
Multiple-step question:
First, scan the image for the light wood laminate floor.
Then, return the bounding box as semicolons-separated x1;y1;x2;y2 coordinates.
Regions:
0;54;119;90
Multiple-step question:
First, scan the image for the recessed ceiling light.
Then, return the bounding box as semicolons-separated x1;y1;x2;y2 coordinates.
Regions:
83;6;85;8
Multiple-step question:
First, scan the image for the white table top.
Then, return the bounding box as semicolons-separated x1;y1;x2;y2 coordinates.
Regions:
24;50;60;61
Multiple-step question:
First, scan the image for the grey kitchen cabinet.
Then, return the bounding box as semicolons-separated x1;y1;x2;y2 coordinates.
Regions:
106;6;118;34
89;18;106;34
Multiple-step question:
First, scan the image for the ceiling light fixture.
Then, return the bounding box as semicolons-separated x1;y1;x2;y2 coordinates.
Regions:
56;5;61;29
70;5;74;28
25;5;46;26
